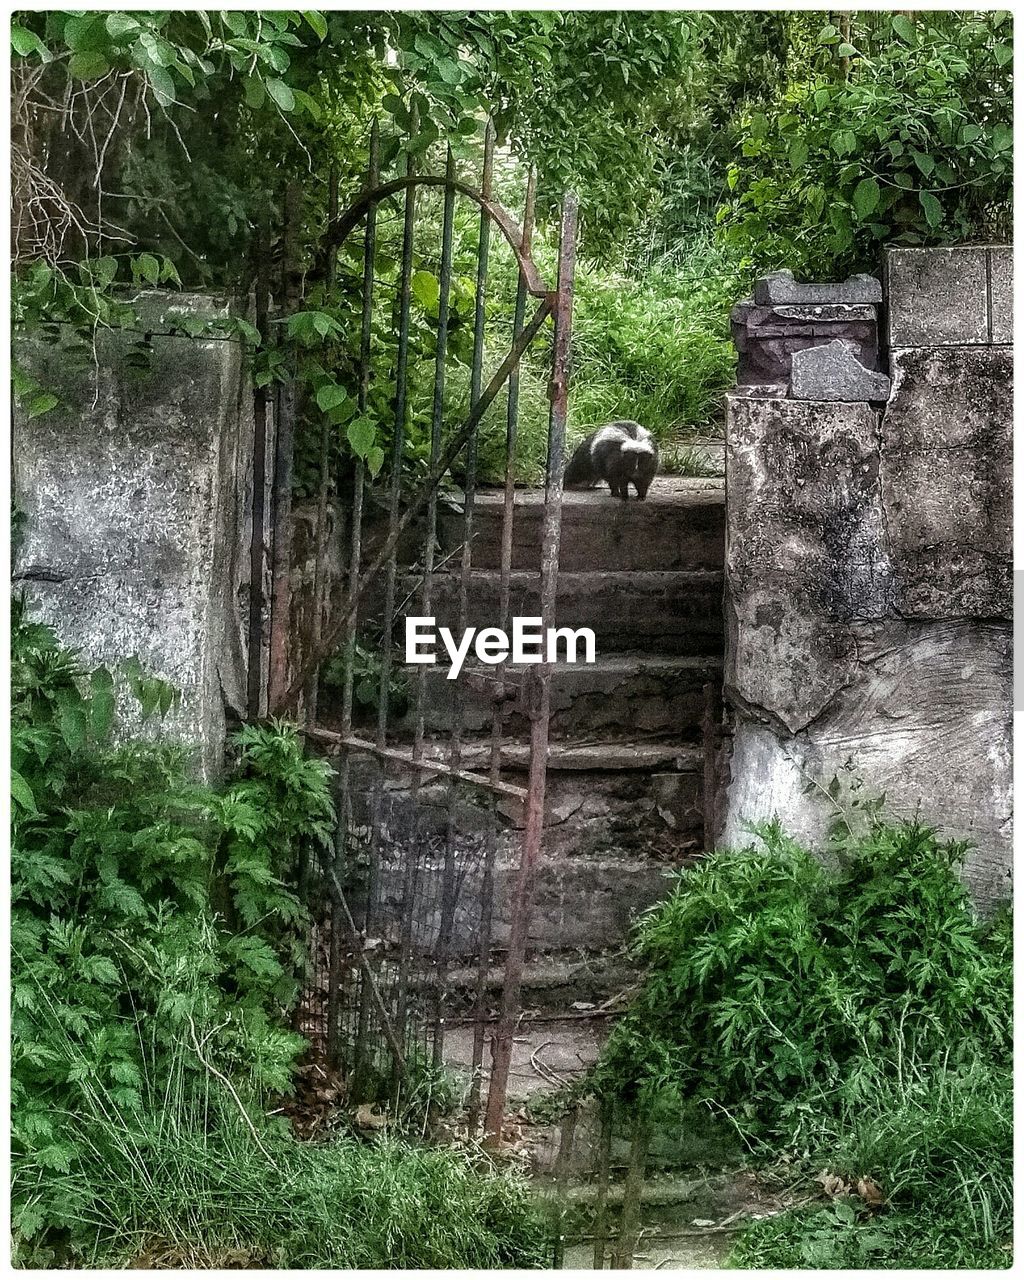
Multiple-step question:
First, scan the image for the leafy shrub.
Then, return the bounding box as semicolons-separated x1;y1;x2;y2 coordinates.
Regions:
11;602;328;1248
720;12;1013;276
590;818;1011;1142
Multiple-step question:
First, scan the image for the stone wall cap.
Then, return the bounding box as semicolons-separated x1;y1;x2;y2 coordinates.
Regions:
753;268;883;306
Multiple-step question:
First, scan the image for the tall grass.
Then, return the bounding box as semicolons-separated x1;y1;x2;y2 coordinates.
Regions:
13;975;548;1269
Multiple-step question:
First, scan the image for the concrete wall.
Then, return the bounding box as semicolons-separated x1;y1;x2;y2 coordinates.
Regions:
722;247;1012;907
13;293;259;776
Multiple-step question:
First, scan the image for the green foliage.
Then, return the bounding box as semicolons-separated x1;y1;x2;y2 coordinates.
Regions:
591;819;1011;1141
10;600;336;1253
720;12;1013;275
13;1038;547;1269
728;1058;1012;1267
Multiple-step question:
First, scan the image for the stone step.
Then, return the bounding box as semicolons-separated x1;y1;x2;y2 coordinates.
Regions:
400;653;722;741
360;851;680;955
400;570;724;655
438;477;725;573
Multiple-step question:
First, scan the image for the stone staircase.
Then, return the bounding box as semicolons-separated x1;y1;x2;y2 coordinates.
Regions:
422;476;727;1096
324;475;726;1104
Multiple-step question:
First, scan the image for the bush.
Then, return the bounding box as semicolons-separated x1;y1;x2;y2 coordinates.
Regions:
590;818;1011;1141
720;12;1013;277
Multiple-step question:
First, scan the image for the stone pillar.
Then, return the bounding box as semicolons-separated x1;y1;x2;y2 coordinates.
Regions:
722;247;1012;908
13;292;258;777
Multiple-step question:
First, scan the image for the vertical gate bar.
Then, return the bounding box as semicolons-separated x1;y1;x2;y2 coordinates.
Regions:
702;679;719;850
614;1113;652;1269
304;164;342;723
267;181;302;710
552;1103;579;1269
352;110;419;1099
432;124;495;1078
484;191;578;1149
467;161;536;1133
392;144;457;1104
328;125;379;1071
246;210;271;720
592;1097;614;1268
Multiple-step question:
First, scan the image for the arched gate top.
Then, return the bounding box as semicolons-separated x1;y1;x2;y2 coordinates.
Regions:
324;175;554;302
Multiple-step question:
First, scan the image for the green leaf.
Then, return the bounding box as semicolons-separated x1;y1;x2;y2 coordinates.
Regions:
27;393;58;419
89;667;115;742
787;139;809;171
836;43;857;57
147;65;176;105
11;769;38;814
243;75;266;110
992;124;1013;153
302;10;327;40
68;51;110;80
316;383;349;413
347;416;376;459
266;78;295;112
411;269;441;313
104;14;140;40
891;15;916;42
852;177;880;219
11;24;50;59
137;253;160;284
292;88;321;121
919;190;943;229
911;150;935;176
366;446;385;478
994;42;1013;67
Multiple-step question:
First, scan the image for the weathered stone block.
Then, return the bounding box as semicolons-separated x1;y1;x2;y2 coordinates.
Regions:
725;396;886;732
989;246;1013;345
753;268;882;306
881;346;1012;619
13;293;254;775
722;620;1012;909
731;297;879;386
886;247;988;346
790;339;891;402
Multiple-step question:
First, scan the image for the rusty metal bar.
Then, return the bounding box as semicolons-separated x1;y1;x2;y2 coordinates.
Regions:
325;175;551;301
272;294;553;714
306;164;341;720
614;1113;652;1269
432;126;494;1079
352;115;419;1099
327;125;379;1071
246;211;271;720
267;182;301;709
467;159;536;1134
702;680;719;850
592;1097;614;1268
483;192;578;1149
552;1104;580;1268
390;146;458;1099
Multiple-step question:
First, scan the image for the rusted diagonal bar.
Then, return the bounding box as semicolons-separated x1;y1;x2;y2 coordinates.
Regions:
302;727;529;801
325;175;551;299
484;192;578;1149
271;295;553;715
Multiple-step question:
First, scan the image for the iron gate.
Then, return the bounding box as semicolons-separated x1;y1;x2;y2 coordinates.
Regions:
248;112;577;1145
